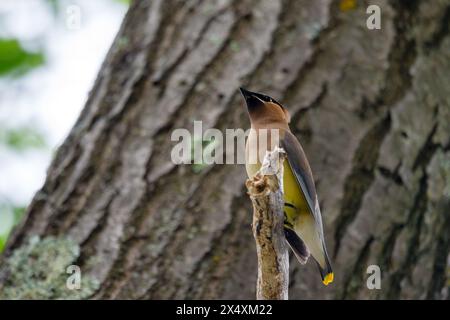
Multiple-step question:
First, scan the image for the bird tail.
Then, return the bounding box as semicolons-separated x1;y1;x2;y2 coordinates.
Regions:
316;246;333;286
285;223;334;286
284;227;310;264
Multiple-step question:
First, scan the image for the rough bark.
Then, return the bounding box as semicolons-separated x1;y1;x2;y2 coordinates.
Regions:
0;0;449;299
246;147;288;300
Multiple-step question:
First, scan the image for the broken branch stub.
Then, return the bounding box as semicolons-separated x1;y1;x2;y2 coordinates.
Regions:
245;147;289;300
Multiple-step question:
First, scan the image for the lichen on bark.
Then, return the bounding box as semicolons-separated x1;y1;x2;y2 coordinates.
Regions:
0;236;99;299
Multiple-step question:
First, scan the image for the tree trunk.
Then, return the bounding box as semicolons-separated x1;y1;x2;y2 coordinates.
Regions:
0;0;449;299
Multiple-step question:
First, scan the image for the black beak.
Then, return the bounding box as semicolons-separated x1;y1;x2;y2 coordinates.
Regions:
239;87;263;109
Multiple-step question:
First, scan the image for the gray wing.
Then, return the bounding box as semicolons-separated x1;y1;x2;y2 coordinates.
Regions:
281;131;323;231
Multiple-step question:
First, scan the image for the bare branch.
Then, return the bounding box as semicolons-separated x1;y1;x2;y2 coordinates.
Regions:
245;147;289;300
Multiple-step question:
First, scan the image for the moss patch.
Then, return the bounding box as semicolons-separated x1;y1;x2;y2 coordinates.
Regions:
0;236;99;299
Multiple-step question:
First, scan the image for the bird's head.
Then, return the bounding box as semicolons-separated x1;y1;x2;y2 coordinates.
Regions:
239;87;290;126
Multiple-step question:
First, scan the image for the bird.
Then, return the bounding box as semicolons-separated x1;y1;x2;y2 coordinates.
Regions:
240;87;333;286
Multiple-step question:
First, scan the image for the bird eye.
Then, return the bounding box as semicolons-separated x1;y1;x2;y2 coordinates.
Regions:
253;92;275;103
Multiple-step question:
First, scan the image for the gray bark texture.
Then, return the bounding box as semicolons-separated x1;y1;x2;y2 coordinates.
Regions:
0;0;449;299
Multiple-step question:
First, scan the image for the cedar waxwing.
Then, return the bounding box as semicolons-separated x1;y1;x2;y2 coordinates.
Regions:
240;87;333;286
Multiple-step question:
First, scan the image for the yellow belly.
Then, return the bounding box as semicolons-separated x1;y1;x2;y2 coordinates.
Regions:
245;159;309;226
282;160;309;227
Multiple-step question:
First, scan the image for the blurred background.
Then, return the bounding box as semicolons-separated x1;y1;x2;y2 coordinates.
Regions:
0;0;128;251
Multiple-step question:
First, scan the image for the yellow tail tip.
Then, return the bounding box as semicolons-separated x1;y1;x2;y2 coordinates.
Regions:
322;273;334;286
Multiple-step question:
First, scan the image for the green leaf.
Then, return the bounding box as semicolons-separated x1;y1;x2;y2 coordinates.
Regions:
0;38;45;76
0;127;47;151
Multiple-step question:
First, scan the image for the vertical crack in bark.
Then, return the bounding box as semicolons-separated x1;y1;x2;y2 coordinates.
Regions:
378;223;405;273
384;171;429;299
339;236;374;299
426;199;450;299
333;114;391;257
412;124;439;171
282;0;339;104
237;0;298;88
423;5;450;52
74;189;120;267
289;83;328;143
152;2;233;95
383;125;440;299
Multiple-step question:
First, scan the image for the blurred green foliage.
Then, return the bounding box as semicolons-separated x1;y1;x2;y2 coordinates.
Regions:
0;205;26;252
0;127;47;151
0;4;46;253
45;0;60;15
0;126;45;252
115;0;131;5
0;39;45;77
